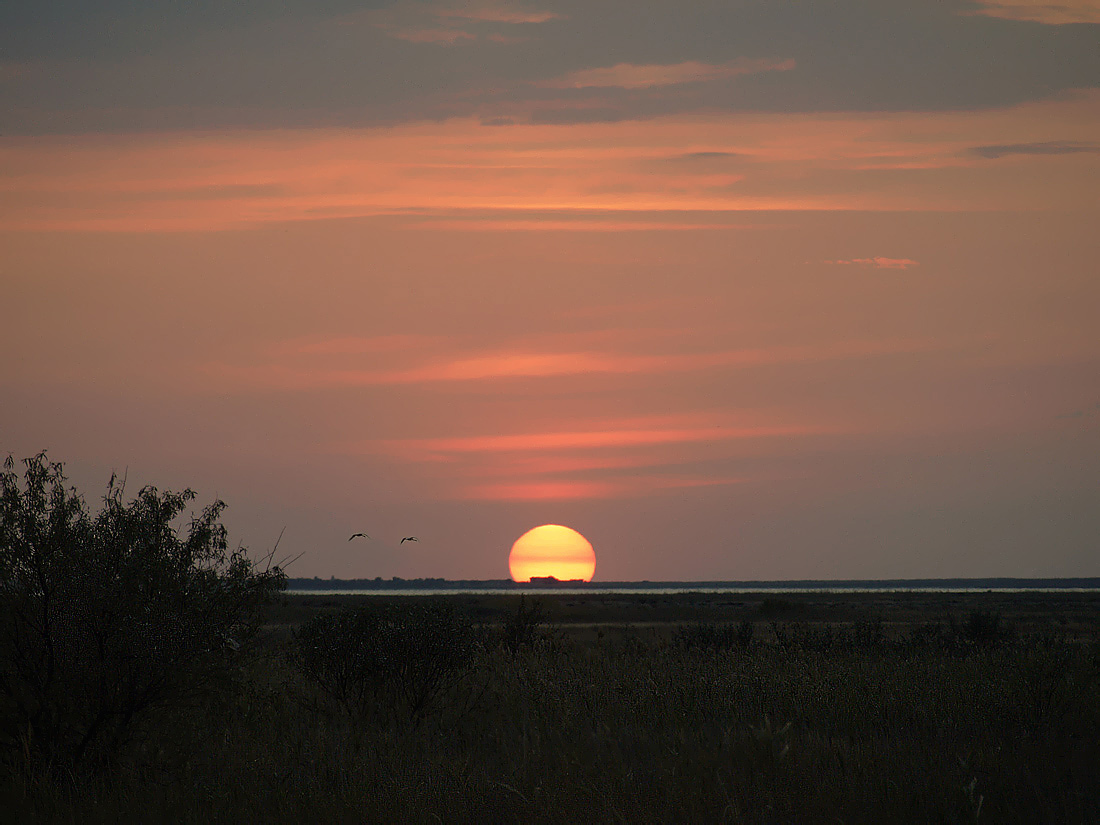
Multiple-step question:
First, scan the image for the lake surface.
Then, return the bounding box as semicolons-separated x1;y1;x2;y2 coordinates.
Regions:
287;585;1100;597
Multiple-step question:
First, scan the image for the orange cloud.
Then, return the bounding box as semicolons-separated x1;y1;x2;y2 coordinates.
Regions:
962;0;1100;24
417;218;741;231
437;4;560;24
458;479;618;500
375;423;822;459
470;453;666;476
409;352;627;380
204;337;938;390
458;475;740;501
336;408;823;501
545;58;795;89
2;90;1096;232
372;2;558;45
826;257;919;270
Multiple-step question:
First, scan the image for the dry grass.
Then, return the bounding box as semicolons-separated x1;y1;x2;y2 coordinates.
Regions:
4;594;1099;824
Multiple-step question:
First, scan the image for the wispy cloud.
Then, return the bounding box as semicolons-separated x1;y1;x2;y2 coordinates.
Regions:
374;1;558;45
658;151;742;163
417;218;740;231
386;27;477;44
468;453;667;476
544;58;795;90
351;412;813;500
436;3;560;24
204;338;936;390
376;424;819;458
3;90;1096;232
826;257;919;270
962;0;1100;24
968;141;1100;159
457;476;740;501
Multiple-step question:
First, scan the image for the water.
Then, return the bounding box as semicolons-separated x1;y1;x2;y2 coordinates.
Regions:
287;585;1100;597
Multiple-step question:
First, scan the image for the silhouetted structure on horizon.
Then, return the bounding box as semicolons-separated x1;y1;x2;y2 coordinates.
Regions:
527;576;586;586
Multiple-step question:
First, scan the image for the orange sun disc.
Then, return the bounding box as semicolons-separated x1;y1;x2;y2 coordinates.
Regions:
508;524;596;582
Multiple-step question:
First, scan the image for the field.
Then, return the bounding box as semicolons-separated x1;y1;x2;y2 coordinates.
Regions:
6;590;1099;823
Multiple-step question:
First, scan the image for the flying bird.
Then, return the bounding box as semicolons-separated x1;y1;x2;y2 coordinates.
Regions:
400;536;419;544
348;532;371;541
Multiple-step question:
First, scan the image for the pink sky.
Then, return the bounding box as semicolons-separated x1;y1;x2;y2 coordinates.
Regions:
2;1;1098;579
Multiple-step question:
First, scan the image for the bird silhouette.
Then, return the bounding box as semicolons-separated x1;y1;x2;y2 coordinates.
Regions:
400;536;419;544
348;532;371;541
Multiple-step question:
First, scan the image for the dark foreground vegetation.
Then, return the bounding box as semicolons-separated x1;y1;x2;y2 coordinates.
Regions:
3;456;1099;823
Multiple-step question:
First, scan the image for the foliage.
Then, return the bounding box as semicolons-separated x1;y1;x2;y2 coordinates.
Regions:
9;610;1100;824
4;587;1100;822
672;619;754;651
756;597;801;617
501;595;550;654
0;452;285;769
952;610;1012;648
294;602;484;724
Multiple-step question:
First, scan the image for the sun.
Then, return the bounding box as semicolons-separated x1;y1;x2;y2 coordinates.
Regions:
509;525;596;582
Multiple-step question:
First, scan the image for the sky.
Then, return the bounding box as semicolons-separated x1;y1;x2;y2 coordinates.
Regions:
2;0;1098;581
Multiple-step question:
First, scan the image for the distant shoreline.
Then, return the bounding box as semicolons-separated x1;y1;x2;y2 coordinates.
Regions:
286;576;1100;592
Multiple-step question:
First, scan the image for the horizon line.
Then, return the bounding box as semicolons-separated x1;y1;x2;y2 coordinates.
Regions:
286;575;1100;585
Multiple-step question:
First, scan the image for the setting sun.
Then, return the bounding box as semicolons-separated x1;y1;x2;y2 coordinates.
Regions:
508;525;596;582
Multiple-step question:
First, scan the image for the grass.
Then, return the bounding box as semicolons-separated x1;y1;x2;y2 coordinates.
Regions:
4;592;1099;823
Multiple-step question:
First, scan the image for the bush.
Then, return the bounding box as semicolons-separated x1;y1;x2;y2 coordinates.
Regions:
0;452;285;769
502;595;549;654
757;598;799;617
295;602;484;725
951;610;1012;648
673;620;754;651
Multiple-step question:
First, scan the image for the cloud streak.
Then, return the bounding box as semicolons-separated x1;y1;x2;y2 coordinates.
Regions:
826;257;919;270
456;476;740;501
436;4;560;24
2;91;1097;232
376;424;820;457
352;414;815;500
205;337;938;390
962;1;1100;24
385;27;477;44
968;141;1100;159
545;58;795;89
374;1;559;45
351;412;822;500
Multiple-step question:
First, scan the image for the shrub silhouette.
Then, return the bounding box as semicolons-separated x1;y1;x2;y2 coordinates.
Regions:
951;610;1011;648
502;595;550;654
672;620;754;651
0;453;285;769
295;602;484;724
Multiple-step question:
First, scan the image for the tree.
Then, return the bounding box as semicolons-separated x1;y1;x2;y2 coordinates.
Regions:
296;602;484;725
0;452;285;769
